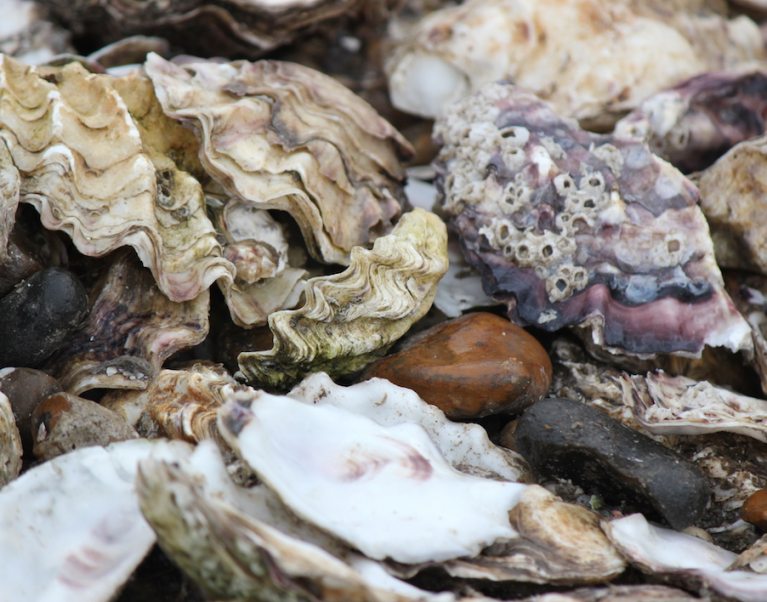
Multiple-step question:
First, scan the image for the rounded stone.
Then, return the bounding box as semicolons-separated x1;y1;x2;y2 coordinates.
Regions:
363;312;552;419
742;489;767;531
0;267;88;368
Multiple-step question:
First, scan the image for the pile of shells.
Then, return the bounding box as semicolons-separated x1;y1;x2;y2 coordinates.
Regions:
6;0;767;600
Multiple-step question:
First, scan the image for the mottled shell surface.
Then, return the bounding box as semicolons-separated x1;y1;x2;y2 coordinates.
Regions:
0;0;72;63
435;83;750;357
145;53;412;265
0;391;21;486
238;208;448;387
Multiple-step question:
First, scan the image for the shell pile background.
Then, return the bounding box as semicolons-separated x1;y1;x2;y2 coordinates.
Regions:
5;0;767;601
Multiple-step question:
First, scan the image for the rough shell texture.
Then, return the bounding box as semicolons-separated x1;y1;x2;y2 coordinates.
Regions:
39;0;399;58
0;55;232;302
238;209;448;388
0;438;192;602
218;385;527;564
45;253;209;395
0;0;72;63
385;0;764;125
145;53;412;265
614;70;767;173
604;513;767;602
102;363;237;445
697;135;767;275
725;271;767;396
0;391;21;486
138;440;455;602
435;84;750;357
443;485;626;584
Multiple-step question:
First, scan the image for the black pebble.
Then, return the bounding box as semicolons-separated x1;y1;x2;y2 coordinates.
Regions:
0;268;88;368
513;397;710;530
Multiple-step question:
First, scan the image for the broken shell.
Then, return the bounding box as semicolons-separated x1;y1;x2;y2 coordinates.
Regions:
218;385;526;563
45;253;209;395
0;438;193;601
145;52;412;265
238;208;448;388
435;83;750;357
138;439;455;601
615;70;767;173
0;55;232;302
0;391;21;486
386;0;764;125
604;513;767;601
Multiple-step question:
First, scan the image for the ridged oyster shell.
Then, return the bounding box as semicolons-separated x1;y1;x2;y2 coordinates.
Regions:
145;52;412;265
436;83;750;357
238;209;448;387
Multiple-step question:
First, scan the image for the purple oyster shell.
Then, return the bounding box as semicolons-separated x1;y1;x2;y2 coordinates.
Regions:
615;70;767;173
435;83;750;357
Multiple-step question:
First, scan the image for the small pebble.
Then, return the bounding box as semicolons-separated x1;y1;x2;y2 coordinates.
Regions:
363;312;552;419
32;392;138;460
0;367;61;457
509;397;710;529
0;267;88;368
742;489;767;531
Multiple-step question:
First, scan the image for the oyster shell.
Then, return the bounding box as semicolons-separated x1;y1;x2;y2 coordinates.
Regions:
145;53;412;265
238;208;448;388
725;271;767;396
615;70;767;173
45;252;209;395
138;439;456;601
0;391;21;486
436;83;750;357
218;385;527;563
0;0;72;63
604;513;767;601
0;55;232;302
0;438;192;601
386;0;764;126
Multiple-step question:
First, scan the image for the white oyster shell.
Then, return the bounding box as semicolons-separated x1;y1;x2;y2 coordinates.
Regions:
0;438;192;602
218;386;526;563
604;513;767;602
0;390;21;486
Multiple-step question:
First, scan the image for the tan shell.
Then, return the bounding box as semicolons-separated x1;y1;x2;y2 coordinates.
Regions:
145;53;413;265
386;0;764;127
46;252;210;395
0;391;21;486
0;55;232;302
238;208;448;388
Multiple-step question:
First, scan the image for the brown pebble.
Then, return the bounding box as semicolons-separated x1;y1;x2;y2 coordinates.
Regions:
0;367;62;457
32;392;138;460
363;312;552;419
742;489;767;531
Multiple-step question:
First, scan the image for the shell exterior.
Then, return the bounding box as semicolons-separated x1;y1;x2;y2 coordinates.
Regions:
626;371;767;442
0;0;72;63
436;83;751;357
238;209;448;388
137;440;455;602
0;438;193;602
615;70;767;173
288;372;528;482
604;513;767;602
218;385;527;564
0;55;233;302
145;53;412;265
385;0;764;125
725;271;767;396
102;363;237;445
0;136;19;260
45;252;210;395
0;391;21;486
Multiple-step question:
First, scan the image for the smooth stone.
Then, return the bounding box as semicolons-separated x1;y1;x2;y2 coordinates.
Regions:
0;267;88;368
742;489;767;531
0;367;61;457
363;312;552;419
32;392;138;460
508;397;710;530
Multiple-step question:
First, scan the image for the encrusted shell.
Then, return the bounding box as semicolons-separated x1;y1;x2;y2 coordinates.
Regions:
238;208;448;388
0;55;232;302
435;83;750;357
145;53;412;265
386;0;764;125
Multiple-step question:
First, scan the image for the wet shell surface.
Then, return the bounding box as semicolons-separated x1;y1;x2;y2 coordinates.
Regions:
435;83;751;357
